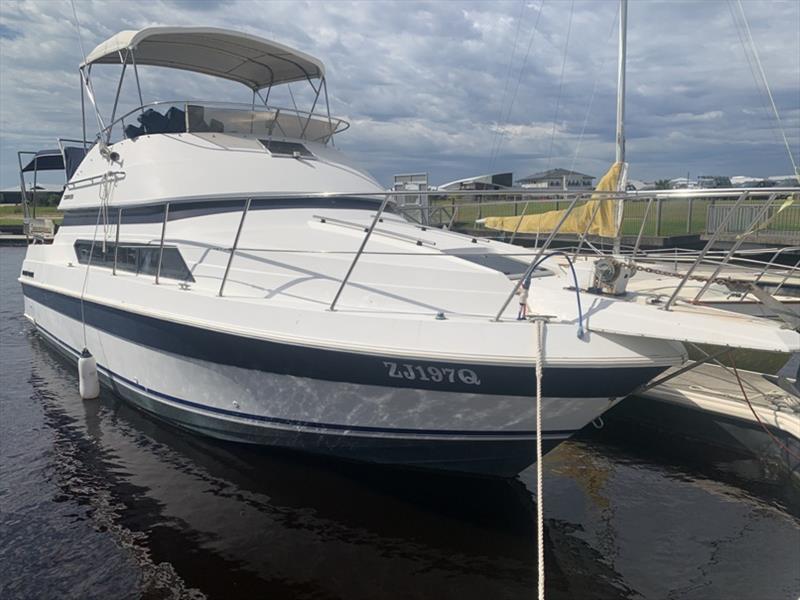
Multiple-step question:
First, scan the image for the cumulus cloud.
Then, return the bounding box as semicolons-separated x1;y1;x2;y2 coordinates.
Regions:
0;0;797;189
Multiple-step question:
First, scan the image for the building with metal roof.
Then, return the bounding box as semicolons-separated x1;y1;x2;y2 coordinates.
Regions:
517;168;595;190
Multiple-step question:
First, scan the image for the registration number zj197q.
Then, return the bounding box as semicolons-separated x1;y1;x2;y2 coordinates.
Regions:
382;361;481;386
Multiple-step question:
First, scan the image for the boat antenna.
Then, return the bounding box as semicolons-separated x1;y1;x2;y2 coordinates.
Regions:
733;0;799;182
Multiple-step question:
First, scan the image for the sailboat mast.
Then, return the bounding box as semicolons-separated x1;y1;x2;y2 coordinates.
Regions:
615;0;627;164
613;0;628;254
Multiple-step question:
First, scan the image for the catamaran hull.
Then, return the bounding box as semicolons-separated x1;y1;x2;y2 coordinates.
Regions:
22;289;665;477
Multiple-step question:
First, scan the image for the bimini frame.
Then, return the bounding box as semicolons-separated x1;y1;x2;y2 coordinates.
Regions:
77;27;333;146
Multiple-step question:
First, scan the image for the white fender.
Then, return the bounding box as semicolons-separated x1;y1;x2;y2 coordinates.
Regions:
78;349;100;399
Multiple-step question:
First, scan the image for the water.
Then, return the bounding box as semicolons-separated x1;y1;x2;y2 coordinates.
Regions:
1;245;799;600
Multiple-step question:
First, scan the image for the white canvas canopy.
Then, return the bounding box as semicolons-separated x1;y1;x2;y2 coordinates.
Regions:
81;27;325;90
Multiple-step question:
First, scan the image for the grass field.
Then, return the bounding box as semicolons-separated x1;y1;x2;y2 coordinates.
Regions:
0;204;62;226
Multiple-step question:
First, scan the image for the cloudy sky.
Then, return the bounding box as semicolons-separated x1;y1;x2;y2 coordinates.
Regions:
0;0;798;189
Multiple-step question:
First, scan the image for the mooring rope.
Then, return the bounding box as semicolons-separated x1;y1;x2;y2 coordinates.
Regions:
533;318;546;600
79;172;112;348
730;354;800;463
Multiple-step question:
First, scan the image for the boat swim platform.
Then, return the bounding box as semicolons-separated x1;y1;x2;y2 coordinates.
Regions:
602;363;800;481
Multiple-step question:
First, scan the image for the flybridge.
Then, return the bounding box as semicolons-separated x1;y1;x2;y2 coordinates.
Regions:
78;27;343;147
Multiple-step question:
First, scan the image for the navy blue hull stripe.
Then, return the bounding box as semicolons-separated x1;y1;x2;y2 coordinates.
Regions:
22;282;667;397
61;196;386;227
34;322;575;438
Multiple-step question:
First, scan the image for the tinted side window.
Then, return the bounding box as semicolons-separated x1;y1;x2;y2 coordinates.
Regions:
74;240;194;282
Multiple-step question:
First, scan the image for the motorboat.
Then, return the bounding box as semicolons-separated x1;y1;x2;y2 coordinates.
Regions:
18;27;799;477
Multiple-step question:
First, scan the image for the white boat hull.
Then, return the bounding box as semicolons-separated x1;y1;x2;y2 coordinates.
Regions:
23;289;658;477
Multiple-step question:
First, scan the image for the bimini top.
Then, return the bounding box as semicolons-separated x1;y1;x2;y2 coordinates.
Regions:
81;27;325;90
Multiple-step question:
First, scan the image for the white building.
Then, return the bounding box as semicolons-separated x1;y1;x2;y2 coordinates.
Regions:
517;168;594;190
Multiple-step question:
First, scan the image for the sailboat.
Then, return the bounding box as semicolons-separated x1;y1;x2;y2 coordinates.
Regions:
477;0;799;330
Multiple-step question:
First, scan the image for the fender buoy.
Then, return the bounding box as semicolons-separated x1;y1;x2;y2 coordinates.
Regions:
78;348;100;399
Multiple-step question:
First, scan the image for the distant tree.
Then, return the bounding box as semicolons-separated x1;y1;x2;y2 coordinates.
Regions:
654;179;671;190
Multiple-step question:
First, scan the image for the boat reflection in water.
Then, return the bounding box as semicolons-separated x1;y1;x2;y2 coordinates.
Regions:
20;327;800;600
25;331;633;600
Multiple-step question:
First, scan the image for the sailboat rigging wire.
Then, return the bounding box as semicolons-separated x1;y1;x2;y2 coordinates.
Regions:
487;0;526;167
567;6;620;176
726;2;785;151
734;0;799;179
69;0;105;132
488;0;546;170
69;0;87;62
544;0;575;172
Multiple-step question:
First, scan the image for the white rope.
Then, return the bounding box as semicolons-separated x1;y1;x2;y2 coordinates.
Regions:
79;172;112;348
534;318;546;600
734;0;799;180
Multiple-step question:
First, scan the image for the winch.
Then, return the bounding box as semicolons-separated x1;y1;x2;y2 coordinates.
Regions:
574;257;634;296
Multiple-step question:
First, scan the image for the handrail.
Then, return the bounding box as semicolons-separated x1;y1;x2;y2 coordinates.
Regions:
81;186;798;321
329;196;391;311
739;246;799;302
155;203;169;285
632;197;654;256
693;193;778;301
662;191;751;310
313;214;437;247
219;198;251;297
771;257;800;296
494;195;582;321
113;207;122;275
66;171;125;190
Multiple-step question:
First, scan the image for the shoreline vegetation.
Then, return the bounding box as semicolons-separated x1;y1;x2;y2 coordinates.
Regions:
0;204;61;226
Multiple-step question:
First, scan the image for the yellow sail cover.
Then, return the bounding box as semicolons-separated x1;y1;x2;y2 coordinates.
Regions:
482;162;623;237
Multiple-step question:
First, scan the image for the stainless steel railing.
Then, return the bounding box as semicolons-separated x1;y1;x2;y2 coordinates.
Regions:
100;186;799;321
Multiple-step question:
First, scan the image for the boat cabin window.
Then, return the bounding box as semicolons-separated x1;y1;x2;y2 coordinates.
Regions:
258;140;314;158
74;240;194;282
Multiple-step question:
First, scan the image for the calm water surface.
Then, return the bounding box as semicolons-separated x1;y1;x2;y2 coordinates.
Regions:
1;246;799;599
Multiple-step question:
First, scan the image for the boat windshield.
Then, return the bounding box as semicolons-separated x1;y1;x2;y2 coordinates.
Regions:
107;101;349;145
